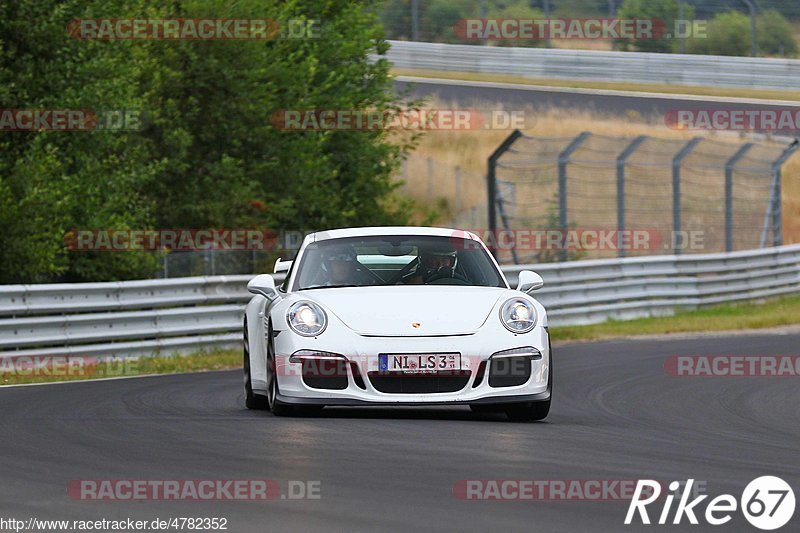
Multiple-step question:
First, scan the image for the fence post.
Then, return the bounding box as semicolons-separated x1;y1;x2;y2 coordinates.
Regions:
497;181;519;264
768;141;799;247
487;129;522;258
672;137;702;255
558;132;591;261
454;165;462;212
427;158;434;201
616;135;647;258
724;143;753;252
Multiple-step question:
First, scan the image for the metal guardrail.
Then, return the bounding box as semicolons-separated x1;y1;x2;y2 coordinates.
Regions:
386;40;800;91
1;244;799;359
0;276;263;359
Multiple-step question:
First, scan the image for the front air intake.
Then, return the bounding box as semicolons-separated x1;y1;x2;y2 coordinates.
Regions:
367;371;471;393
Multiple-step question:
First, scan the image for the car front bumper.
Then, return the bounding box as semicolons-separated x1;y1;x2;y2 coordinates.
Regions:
271;324;551;405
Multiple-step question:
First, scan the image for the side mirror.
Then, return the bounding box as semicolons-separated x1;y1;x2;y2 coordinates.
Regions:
516;270;544;293
247;274;279;301
274;258;293;274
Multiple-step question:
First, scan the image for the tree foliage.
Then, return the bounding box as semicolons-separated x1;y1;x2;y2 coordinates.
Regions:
756;9;798;57
0;0;413;283
687;11;751;56
617;0;687;53
377;0;799;56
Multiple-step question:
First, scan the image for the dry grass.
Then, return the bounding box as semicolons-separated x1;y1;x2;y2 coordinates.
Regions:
400;103;800;244
549;38;613;51
392;68;800;102
783;155;800;244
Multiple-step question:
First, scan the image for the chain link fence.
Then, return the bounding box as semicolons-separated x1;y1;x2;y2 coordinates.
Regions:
398;156;488;228
155;250;270;279
481;131;798;264
153;133;797;276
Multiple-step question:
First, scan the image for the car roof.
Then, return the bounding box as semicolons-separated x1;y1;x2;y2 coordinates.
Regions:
306;226;480;243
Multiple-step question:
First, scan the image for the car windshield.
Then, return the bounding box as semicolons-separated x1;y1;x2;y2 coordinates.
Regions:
293;235;505;290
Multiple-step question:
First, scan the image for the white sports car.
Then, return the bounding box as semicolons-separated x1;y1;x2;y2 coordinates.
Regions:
242;226;551;421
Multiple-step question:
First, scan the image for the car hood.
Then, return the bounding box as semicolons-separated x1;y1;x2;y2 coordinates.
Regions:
299;286;510;336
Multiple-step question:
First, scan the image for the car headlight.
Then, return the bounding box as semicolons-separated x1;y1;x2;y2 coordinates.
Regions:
499;298;536;334
287;301;327;337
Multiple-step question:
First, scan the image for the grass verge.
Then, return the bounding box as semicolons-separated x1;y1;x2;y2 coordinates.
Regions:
2;294;799;386
392;67;800;102
550;293;800;343
0;348;240;386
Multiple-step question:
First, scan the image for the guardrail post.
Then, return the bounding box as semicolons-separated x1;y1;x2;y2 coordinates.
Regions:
672;137;702;255
616;135;647;258
724;143;753;252
558;132;591;261
487;129;522;259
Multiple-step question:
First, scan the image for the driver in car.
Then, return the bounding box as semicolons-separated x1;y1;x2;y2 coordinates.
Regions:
322;248;361;286
402;245;458;285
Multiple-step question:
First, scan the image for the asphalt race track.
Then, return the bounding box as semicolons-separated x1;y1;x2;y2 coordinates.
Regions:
1;332;798;532
394;77;799;118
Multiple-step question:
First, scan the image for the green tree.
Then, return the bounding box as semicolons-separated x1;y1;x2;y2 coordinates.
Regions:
686;11;750;56
428;0;474;43
757;9;797;57
378;0;413;40
617;0;685;53
489;2;545;47
138;0;415;232
0;0;162;282
0;0;415;283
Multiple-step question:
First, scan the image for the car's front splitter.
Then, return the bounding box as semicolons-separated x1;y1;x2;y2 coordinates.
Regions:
275;389;550;407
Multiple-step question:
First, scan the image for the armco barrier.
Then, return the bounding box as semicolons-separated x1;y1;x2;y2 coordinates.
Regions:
385;40;800;91
1;244;799;359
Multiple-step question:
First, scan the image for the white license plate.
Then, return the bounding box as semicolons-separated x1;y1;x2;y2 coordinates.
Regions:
378;353;461;374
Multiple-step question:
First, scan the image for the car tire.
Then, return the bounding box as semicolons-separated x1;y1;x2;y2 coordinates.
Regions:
268;375;322;417
244;320;269;410
269;368;323;417
504;400;550;422
504;342;553;422
264;320;323;417
265;320;291;416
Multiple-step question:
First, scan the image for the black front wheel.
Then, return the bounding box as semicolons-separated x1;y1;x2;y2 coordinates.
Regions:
504;399;550;422
504;342;552;422
244;320;268;410
268;365;323;417
267;352;293;416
